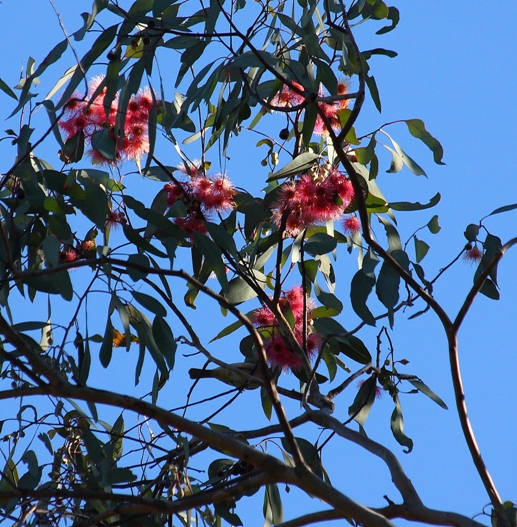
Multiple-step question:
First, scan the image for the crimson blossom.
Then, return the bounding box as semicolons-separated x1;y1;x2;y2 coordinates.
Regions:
252;286;322;371
59;76;152;164
164;172;236;235
272;164;356;236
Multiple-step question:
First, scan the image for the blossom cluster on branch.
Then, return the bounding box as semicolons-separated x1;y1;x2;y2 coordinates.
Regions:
272;163;360;237
252;285;321;370
59;76;152;164
164;163;236;234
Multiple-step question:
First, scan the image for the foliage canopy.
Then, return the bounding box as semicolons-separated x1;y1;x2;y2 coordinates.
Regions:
0;1;516;527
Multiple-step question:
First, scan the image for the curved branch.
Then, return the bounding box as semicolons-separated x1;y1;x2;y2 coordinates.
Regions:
373;504;488;527
307;410;422;506
0;386;395;527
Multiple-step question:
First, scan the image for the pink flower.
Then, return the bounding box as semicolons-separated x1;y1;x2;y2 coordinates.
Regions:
177;159;203;177
343;216;361;235
252;286;321;372
59;246;79;263
271;168;355;236
463;244;483;263
58;76;153;164
164;175;235;215
106;210;127;229
266;336;304;371
271;81;306;108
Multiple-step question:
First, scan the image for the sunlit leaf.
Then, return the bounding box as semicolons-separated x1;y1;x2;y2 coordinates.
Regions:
267;152;319;182
414;237;430;263
405;119;445;165
408;379;448;410
391;397;413;453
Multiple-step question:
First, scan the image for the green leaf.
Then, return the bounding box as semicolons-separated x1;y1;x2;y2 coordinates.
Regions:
0;77;17;100
405;119;445;165
298;259;319;283
487;203;517;217
211;316;252;342
389;192;441;211
362;48;398;59
53;270;74;302
204;221;240;261
225;270;266;305
267;152;319;182
366;75;381;112
354;135;376;165
348;376;377;425
391;397;413;453
350;270;376;326
414;237;430;263
99;318;114;368
12;321;48;332
18;450;42;490
376;250;410;327
304;232;337;256
310;306;340;319
82;178;109;229
214;502;242;526
376;6;400;35
280;437;323;479
335;335;372;364
152;316;177;370
384;143;403;173
264;483;284;527
377;216;402;252
123;225;167;258
132;291;167;317
314;283;343;313
127;253;150;282
475;233;502;289
464;224;479;242
427;215;441;234
192;231;229;292
322;345;337;381
382;130;426;176
41;235;60;268
408;379;448;410
261;386;273;420
91;128;117;161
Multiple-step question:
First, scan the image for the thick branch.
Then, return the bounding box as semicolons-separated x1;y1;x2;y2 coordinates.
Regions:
0;385;395;527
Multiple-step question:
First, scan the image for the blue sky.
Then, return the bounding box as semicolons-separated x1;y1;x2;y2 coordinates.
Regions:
0;1;516;526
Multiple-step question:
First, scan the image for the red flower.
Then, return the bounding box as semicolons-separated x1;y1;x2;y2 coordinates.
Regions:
343;215;361;235
59;247;79;263
106;210;127;229
271;81;305;108
252;286;321;372
463;244;483;262
266;336;305;371
272;166;355;236
59;76;153;164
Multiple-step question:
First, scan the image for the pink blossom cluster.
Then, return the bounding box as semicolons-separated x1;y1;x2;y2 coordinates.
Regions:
272;165;359;237
271;81;349;136
252;286;322;371
164;172;236;234
59;76;152;164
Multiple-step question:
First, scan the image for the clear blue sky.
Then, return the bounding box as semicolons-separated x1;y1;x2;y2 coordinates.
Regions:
0;1;516;525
